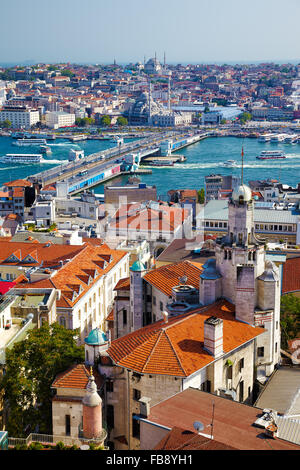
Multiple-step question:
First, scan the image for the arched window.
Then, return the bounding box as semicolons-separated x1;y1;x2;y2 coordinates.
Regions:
248;252;252;261
86;350;89;363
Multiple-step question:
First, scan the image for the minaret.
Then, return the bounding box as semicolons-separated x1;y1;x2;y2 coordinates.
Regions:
82;368;106;444
168;76;171;111
164;51;166;68
148;80;152;124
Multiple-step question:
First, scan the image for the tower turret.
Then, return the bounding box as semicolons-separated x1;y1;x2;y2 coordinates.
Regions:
130;257;147;331
82;369;106;444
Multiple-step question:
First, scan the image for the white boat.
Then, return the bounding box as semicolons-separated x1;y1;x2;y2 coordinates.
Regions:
223;160;238;167
270;134;286;143
13;138;47;147
258;133;274;142
284;134;298;143
112;136;124;146
256;150;286;160
0;154;43;163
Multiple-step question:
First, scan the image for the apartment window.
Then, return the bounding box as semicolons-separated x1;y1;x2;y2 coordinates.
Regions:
239;358;244;372
106;380;114;393
160;301;163;311
133;389;141;401
257;347;264;357
153;296;156;306
274;225;278;231
275;343;278;353
59;317;66;328
123;309;127;326
65;415;71;436
132;415;140;439
107;405;114;429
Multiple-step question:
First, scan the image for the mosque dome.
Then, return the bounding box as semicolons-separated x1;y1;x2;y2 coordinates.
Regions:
84;328;108;346
130;259;146;272
232;184;252;203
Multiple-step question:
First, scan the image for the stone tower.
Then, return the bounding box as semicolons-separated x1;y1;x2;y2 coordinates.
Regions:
214;182;281;377
84;328;109;366
215;183;265;322
82;370;106;445
130;258;147;331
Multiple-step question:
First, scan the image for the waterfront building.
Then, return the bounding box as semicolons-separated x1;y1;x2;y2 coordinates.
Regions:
45;111;75;129
0;105;40;129
197;199;300;245
205;174;240;202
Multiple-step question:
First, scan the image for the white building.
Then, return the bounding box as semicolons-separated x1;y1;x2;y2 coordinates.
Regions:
45;111;75;129
0;106;40;129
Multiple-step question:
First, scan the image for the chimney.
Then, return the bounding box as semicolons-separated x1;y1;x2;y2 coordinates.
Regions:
204;316;223;358
139;397;151;418
162;311;168;324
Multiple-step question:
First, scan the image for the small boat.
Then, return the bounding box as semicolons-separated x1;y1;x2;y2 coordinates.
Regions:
40;145;52;155
223;160;238;167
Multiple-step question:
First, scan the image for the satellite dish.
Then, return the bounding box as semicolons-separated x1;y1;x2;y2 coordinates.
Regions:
193;421;204;432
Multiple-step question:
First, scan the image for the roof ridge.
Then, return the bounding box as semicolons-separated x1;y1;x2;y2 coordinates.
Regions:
141;330;164;373
163;329;186;376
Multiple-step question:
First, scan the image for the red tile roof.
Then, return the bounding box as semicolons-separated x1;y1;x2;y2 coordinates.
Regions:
52;364;103;390
114;277;130;291
15;243;127;308
143;260;203;297
148;388;300;450
110;202;189;233
282;257;300;294
3;179;32;187
108;300;264;377
154;426;236;450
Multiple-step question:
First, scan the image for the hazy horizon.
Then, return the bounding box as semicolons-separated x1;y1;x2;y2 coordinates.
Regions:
1;0;300;65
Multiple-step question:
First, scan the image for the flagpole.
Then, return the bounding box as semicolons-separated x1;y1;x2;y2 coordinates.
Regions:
241;146;244;185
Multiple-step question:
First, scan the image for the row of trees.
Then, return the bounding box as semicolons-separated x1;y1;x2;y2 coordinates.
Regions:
280;294;300;349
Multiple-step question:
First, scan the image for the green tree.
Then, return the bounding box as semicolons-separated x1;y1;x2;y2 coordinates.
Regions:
0;322;84;437
239;112;252;125
117;116;128;126
0;119;12;128
198;188;205;204
60;69;75;78
101;115;111;127
280;294;300;349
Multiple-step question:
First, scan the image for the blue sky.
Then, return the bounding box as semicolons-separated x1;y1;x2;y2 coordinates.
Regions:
1;0;300;64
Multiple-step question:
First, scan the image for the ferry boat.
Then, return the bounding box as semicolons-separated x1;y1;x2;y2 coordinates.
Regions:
223;160;238;167
284;134;298;143
0;154;43;163
13;138;47;147
256;150;286;160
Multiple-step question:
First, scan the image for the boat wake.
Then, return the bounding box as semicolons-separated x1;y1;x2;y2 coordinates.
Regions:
41;159;68;164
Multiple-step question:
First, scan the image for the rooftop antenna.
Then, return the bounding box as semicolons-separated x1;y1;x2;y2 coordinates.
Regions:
164;51;166;68
210;400;215;439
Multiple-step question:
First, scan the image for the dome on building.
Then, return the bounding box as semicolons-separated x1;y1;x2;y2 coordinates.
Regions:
200;258;221;280
258;260;279;282
130;259;146;272
232;184;252;203
84;328;108;346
